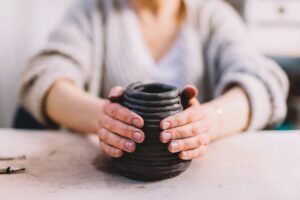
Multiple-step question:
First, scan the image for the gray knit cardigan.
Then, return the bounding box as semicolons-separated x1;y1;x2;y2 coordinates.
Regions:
19;0;289;130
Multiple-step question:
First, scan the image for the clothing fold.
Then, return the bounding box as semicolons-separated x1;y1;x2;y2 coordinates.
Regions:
19;0;289;129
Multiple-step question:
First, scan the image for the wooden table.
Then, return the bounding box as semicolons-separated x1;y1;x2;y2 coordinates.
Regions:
0;129;300;200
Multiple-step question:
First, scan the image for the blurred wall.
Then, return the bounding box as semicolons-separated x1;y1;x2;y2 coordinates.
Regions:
245;0;300;57
0;0;74;127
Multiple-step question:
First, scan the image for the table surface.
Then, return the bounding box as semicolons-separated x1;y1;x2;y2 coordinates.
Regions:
0;129;300;200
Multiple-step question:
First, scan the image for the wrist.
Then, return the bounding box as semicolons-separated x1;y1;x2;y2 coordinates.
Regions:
202;102;223;141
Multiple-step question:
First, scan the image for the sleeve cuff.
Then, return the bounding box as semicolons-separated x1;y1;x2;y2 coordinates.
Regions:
214;72;272;131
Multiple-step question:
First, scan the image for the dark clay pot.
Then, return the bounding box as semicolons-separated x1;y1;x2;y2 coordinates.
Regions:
113;82;191;181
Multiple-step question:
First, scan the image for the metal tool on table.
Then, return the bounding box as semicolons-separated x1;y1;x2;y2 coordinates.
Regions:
0;155;26;174
0;166;26;174
0;155;26;161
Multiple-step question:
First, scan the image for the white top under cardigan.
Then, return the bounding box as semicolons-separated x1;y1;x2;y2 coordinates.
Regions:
19;0;289;130
127;4;185;88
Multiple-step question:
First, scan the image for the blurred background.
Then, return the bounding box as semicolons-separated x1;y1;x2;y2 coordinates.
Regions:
0;0;299;129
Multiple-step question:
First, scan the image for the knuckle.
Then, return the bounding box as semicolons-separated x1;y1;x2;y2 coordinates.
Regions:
105;116;117;132
183;142;190;151
172;115;179;126
175;114;184;126
191;123;199;136
107;119;117;131
110;104;121;117
172;128;180;139
117;138;125;149
99;128;109;141
119;123;135;139
181;126;189;138
125;124;134;137
179;140;185;151
196;135;202;146
123;111;131;123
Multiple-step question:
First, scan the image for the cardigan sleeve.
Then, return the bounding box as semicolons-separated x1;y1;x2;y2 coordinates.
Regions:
203;1;289;130
19;0;97;125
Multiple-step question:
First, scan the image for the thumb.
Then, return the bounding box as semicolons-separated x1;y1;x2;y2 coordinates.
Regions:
181;85;198;99
181;85;199;108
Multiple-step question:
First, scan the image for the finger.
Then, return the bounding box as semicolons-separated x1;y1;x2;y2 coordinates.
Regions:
160;105;205;130
104;102;144;128
168;134;210;153
179;145;208;160
160;121;209;143
102;115;144;143
99;128;136;153
100;141;123;158
108;86;125;102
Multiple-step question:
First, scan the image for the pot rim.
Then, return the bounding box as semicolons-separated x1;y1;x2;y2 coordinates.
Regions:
125;82;180;100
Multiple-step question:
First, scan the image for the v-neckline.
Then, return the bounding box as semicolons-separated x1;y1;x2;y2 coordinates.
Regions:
124;1;185;66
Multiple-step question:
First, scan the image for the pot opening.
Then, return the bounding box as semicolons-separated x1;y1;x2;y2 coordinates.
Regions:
140;85;173;94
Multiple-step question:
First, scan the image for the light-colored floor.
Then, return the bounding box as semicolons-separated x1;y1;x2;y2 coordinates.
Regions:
0;129;299;200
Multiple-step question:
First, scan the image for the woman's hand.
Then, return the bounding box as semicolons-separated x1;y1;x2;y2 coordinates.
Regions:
160;85;210;160
98;86;145;158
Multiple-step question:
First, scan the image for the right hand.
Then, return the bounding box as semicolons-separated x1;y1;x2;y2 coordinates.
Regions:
98;86;145;158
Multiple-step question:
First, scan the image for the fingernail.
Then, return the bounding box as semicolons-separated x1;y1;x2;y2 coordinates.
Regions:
162;121;171;130
133;132;143;143
133;119;141;128
161;131;171;143
170;141;179;152
124;141;135;152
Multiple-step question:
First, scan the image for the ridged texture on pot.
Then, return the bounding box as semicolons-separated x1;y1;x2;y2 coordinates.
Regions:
113;82;191;181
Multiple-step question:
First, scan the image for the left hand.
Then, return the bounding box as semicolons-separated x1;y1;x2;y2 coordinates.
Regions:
160;85;210;160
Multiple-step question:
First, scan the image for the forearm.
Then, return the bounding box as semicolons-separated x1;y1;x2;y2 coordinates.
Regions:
45;80;105;134
203;87;250;141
